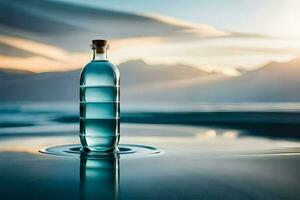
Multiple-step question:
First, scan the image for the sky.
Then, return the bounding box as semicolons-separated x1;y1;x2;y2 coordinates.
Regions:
1;0;300;74
49;0;300;74
57;0;300;38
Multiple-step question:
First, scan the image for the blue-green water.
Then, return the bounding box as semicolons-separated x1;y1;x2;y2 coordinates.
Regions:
1;102;300;199
80;61;120;152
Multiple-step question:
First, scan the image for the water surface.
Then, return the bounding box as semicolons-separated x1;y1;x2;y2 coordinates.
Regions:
0;103;300;199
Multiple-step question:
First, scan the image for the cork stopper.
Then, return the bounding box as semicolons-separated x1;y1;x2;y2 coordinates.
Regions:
91;39;108;53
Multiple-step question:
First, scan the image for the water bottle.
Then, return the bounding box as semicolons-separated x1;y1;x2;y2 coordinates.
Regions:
80;39;120;152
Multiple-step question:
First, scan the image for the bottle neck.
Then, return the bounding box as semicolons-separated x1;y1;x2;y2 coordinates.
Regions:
93;52;108;61
91;44;109;61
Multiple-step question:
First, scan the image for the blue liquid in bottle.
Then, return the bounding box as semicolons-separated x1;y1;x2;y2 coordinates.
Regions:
80;40;120;152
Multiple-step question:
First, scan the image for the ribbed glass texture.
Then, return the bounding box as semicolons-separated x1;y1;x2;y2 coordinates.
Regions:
80;59;120;152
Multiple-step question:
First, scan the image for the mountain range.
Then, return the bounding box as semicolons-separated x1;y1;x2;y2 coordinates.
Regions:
0;56;300;102
0;59;218;101
123;57;300;103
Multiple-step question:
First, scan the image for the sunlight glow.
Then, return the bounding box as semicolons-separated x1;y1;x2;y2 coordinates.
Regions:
142;13;228;37
264;0;300;37
1;32;300;73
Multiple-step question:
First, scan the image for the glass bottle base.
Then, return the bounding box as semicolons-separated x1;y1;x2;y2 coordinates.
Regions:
80;135;120;152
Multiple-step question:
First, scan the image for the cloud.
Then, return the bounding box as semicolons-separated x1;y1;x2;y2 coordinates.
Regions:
0;35;166;72
0;0;300;73
0;0;226;49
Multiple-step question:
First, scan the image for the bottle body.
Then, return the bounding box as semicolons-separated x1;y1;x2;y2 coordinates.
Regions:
80;60;120;152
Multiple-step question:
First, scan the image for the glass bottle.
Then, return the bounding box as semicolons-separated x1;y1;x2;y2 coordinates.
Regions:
80;39;120;152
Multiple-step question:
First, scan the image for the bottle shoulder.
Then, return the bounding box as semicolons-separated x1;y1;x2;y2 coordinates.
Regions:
80;60;120;86
82;61;118;72
84;60;113;68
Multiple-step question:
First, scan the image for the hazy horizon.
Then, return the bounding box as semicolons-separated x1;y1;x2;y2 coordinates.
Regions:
1;0;300;103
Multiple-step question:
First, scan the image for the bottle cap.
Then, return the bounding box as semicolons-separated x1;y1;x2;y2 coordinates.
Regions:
92;39;108;47
91;40;109;53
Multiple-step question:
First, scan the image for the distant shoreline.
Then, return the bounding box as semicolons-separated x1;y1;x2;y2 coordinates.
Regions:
53;111;300;140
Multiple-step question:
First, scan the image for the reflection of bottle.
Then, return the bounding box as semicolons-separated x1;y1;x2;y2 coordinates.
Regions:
80;153;119;200
80;39;120;152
